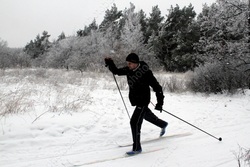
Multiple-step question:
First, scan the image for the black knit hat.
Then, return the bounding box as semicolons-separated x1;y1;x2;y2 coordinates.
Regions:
126;53;139;63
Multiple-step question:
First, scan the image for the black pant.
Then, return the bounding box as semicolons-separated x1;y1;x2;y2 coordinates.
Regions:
130;106;167;151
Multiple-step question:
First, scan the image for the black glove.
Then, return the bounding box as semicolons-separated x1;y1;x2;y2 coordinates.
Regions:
104;57;113;67
155;103;163;112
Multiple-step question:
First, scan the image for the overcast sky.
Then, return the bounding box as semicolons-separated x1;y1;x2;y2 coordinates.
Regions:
0;0;215;48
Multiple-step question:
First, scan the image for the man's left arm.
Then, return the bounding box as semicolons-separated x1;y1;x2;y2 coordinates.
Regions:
147;71;164;112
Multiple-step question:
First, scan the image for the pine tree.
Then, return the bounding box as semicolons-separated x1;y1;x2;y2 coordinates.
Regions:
57;32;66;41
145;5;164;43
99;4;122;32
138;9;148;44
149;4;199;71
24;31;51;59
77;19;98;37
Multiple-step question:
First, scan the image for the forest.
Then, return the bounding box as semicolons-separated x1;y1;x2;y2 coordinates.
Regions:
0;0;249;93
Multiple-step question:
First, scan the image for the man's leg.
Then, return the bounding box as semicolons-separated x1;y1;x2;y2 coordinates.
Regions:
130;106;146;151
144;107;168;128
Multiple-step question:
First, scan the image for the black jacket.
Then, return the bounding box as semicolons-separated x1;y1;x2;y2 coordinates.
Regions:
108;61;164;106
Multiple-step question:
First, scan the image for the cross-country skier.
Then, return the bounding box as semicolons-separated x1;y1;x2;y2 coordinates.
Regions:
105;53;168;156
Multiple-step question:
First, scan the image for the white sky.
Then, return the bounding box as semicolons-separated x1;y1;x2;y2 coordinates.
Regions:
0;0;215;48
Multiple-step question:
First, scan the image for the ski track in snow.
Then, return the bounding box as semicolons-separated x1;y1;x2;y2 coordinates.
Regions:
0;84;250;167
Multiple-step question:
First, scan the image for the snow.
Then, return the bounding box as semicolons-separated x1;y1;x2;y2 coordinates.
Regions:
0;70;250;167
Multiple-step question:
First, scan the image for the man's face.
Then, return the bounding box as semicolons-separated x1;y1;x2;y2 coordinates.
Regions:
127;61;139;70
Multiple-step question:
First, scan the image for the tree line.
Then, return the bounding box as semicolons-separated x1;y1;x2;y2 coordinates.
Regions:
0;0;249;92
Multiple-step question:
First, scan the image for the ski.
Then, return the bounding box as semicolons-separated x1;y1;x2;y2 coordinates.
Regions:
117;132;192;147
72;147;165;167
72;133;192;166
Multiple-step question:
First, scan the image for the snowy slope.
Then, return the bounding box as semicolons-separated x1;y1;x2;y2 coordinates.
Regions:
0;71;249;167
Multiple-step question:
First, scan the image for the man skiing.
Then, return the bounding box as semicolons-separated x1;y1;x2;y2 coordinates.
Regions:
105;53;168;156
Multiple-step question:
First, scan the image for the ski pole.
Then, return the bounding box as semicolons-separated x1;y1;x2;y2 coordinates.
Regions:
150;102;222;141
112;74;131;119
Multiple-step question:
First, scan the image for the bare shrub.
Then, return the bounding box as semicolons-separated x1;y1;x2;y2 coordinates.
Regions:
0;68;99;118
116;77;128;90
46;88;92;114
162;76;181;92
188;63;248;94
233;146;250;167
157;73;187;93
0;89;34;117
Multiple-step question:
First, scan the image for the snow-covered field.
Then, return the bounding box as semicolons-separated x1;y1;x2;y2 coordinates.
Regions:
0;69;249;167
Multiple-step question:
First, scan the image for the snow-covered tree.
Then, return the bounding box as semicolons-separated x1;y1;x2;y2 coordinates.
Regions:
196;0;249;67
119;3;156;65
120;3;145;53
189;0;250;92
